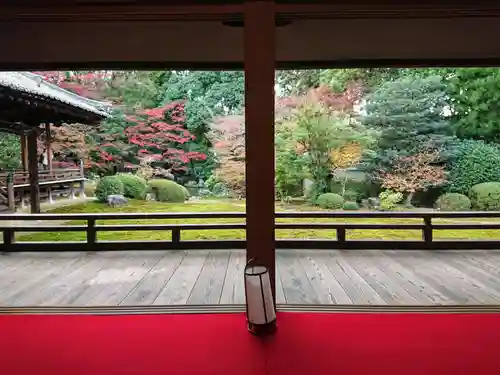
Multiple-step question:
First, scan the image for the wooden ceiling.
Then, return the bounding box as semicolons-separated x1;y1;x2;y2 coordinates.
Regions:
1;1;500;69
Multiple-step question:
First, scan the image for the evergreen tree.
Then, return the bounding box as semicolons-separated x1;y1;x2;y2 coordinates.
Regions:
361;75;456;173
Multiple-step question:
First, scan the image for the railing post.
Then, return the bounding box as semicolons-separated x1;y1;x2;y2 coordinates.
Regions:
87;218;97;250
69;184;76;200
172;228;181;247
337;228;346;243
7;172;15;212
79;159;84;178
3;228;14;252
47;185;54;204
423;216;433;245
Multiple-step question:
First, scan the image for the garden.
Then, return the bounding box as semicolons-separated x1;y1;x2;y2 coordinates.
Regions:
7;69;500;242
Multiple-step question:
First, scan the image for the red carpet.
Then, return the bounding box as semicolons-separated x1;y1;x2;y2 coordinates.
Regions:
0;312;499;375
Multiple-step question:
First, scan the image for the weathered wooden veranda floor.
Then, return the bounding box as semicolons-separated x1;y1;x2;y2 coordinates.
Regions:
1;249;500;306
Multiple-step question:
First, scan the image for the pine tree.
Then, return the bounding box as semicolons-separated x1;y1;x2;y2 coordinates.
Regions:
361;75;456;172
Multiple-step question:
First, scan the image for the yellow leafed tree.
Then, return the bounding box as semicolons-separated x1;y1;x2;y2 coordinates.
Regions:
330;142;363;196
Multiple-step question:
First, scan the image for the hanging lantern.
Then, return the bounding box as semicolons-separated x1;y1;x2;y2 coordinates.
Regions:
244;260;277;335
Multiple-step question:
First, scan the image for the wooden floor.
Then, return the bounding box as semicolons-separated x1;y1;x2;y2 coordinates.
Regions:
1;249;500;306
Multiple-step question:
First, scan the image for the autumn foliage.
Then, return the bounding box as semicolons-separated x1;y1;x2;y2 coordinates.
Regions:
97;101;206;171
380;151;447;205
208;114;245;196
276;83;364;119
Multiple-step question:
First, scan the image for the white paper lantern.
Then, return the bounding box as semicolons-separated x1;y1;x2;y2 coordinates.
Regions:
244;262;277;335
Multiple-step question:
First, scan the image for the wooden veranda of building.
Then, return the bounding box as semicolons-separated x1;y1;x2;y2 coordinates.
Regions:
0;72;110;213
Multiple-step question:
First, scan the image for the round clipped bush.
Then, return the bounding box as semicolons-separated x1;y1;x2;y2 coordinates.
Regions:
95;176;124;203
434;193;471;211
182;185;190;199
469;182;500;211
116;173;148;200
342;201;359;211
148;179;189;203
316;193;344;209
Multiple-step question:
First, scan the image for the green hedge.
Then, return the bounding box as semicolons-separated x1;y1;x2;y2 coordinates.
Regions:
434;193;471;211
316;193;344;209
117;173;148;200
95;176;124;203
469;182;500;211
342;201;359;211
448;140;500;194
148;179;189;203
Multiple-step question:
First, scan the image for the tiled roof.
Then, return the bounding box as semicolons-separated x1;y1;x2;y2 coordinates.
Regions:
0;72;111;119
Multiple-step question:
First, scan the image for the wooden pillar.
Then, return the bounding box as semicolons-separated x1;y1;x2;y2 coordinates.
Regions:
244;1;276;300
7;172;15;212
27;130;40;213
20;134;28;171
45;123;53;172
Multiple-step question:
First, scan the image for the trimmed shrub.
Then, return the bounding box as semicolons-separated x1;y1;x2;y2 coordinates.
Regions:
116;173;148;200
205;174;220;191
95;176;124;203
212;182;227;196
316;193;344;209
148;179;188;203
379;190;403;211
343;190;359;202
448;140;500;194
342;201;359;211
182;185;190;199
434;193;471;211
469;182;500;211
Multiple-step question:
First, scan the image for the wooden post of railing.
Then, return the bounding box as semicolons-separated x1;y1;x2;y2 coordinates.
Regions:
27;130;41;213
45;123;53;172
172;228;181;246
79;159;84;178
87;218;96;250
337;227;346;243
79;160;86;198
3;228;14;252
20;134;28;171
7;172;15;212
423;216;433;245
47;185;54;204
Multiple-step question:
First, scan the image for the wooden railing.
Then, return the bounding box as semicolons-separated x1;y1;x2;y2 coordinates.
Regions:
1;211;500;252
0;168;83;187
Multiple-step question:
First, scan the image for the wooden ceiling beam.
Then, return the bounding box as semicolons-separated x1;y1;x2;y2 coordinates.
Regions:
2;2;500;22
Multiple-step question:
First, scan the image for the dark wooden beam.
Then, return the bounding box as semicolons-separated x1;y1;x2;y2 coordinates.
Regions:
20;134;28;171
27;130;40;213
244;1;276;300
45;123;53;171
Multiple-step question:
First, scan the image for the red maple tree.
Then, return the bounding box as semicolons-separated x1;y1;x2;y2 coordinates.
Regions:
95;101;206;171
32;71;112;100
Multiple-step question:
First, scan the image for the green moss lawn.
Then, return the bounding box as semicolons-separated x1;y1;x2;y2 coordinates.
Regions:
16;199;500;242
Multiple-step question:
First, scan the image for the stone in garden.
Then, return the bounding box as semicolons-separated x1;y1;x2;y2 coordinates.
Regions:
145;193;155;201
107;194;128;207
